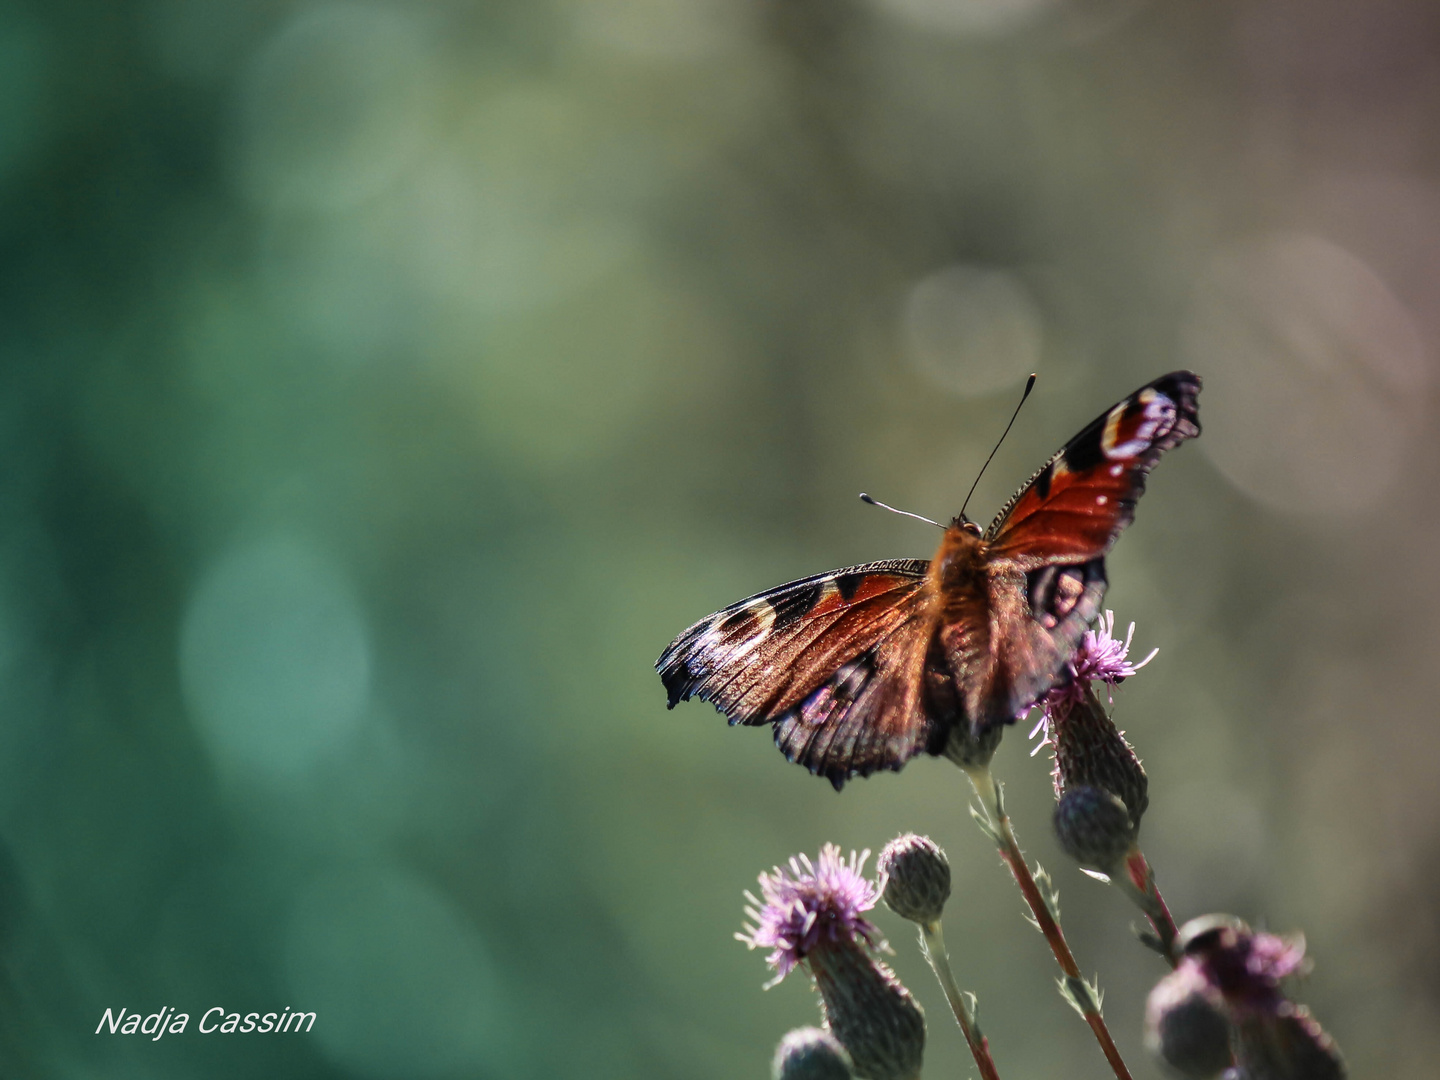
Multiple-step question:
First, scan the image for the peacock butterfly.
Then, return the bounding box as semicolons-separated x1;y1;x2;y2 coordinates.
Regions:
658;371;1201;790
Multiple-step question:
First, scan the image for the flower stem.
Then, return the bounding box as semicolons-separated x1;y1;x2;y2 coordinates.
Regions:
1118;849;1179;965
963;765;1136;1080
918;920;1003;1080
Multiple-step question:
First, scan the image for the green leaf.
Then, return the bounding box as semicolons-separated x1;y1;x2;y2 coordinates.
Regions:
969;801;1002;845
1057;974;1103;1017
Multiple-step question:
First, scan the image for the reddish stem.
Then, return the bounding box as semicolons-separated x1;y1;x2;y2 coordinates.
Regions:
1122;849;1180;965
971;1033;1002;1080
968;768;1136;1080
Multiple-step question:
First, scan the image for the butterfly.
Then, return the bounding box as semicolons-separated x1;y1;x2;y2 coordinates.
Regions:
656;371;1201;791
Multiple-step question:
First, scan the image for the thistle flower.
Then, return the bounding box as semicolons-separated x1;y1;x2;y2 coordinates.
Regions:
738;845;884;988
1073;609;1158;686
739;845;925;1080
1029;610;1152;828
877;834;950;928
772;1027;854;1080
1176;916;1306;1014
1032;610;1157;729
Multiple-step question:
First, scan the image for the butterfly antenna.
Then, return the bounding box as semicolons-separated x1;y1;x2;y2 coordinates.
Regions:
859;493;944;529
959;372;1037;521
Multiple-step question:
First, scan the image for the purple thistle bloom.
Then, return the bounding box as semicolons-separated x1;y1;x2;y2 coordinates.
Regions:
1178;916;1310;1015
1028;610;1157;754
738;844;884;988
1246;931;1307;985
1072;609;1158;684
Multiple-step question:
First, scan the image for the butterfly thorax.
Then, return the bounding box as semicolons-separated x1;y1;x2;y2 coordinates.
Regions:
929;522;989;602
928;522;1003;733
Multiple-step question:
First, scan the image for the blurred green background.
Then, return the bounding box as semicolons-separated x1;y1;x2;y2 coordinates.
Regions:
1;0;1437;1076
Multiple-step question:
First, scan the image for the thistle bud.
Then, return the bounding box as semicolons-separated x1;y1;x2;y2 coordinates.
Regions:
1053;785;1136;874
942;712;1005;770
1232;1006;1345;1080
1146;962;1234;1078
809;942;926;1080
1048;688;1149;828
877;834;950;927
772;1027;854;1080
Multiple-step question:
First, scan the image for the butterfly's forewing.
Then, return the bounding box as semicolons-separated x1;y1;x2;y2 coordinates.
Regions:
657;560;943;787
953;371;1201;728
658;559;930;721
985;371;1202;566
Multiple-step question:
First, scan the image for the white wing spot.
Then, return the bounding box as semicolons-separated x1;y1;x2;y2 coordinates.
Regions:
1110;464;1124;477
1096;495;1107;505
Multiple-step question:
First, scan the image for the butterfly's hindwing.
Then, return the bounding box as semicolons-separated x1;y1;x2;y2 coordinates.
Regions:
990;557;1107;721
771;607;945;790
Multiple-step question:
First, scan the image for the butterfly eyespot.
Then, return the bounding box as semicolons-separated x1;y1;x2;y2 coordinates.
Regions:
1100;391;1178;460
1026;563;1089;626
1051;569;1085;619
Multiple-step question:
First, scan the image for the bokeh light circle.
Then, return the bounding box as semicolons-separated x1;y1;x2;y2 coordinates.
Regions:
234;2;434;212
285;866;508;1079
180;534;370;780
569;0;753;61
902;264;1043;397
1181;232;1429;516
871;0;1061;37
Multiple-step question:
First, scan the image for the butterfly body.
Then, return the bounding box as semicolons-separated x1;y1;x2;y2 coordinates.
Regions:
659;371;1201;790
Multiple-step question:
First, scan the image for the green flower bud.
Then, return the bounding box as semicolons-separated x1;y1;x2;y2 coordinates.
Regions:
1053;785;1135;873
877;834;950;927
772;1027;853;1080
